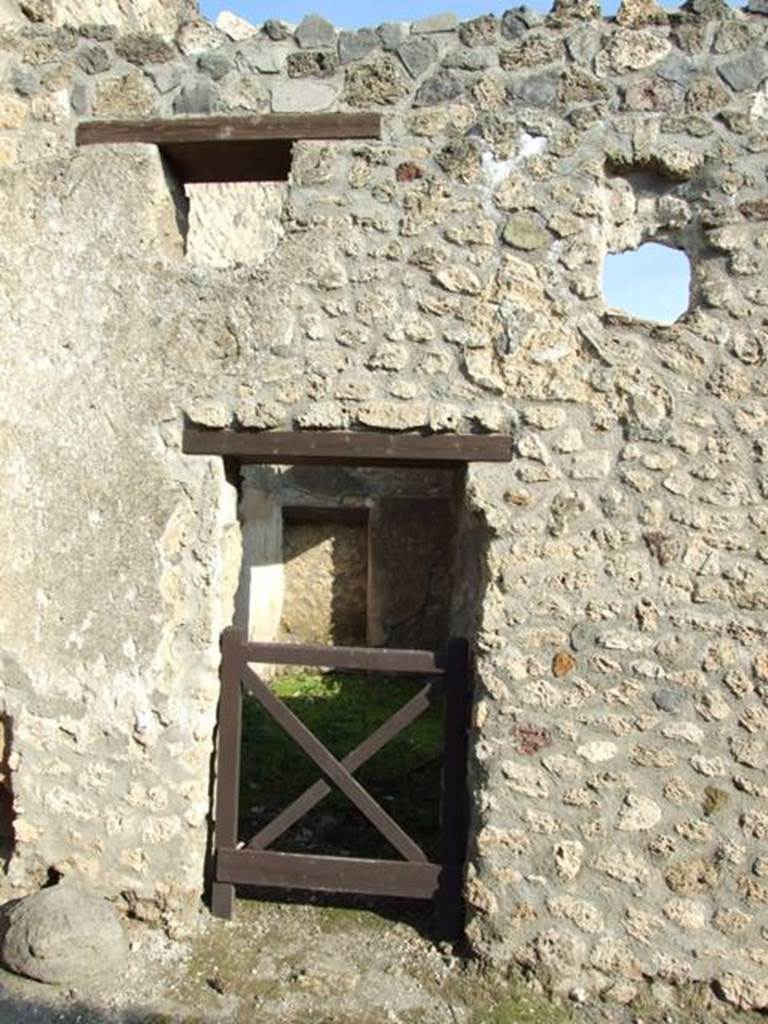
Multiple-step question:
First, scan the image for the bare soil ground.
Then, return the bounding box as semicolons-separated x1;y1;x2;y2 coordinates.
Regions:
0;894;760;1024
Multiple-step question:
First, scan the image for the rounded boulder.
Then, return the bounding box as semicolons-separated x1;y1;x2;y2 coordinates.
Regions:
0;883;127;984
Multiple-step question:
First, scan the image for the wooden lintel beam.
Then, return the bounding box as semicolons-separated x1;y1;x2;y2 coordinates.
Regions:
76;113;382;147
182;428;513;466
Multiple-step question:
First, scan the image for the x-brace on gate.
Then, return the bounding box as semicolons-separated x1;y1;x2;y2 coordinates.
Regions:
211;627;471;931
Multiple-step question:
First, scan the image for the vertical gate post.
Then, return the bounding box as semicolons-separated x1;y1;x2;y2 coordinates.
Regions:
437;637;470;937
211;626;245;920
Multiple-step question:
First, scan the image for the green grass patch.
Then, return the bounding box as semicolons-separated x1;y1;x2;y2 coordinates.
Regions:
239;670;444;860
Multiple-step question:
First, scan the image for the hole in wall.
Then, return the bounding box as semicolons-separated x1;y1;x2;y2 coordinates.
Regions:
184;182;287;269
602;242;691;325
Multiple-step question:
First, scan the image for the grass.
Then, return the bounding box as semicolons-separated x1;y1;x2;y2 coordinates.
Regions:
238;670;444;860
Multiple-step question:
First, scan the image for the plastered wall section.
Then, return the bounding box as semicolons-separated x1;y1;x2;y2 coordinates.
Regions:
1;0;768;1006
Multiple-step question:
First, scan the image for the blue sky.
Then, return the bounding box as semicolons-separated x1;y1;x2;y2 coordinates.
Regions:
199;0;626;26
603;245;690;325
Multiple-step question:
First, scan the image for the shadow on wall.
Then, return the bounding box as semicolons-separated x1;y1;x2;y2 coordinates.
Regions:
281;516;369;647
0;715;14;870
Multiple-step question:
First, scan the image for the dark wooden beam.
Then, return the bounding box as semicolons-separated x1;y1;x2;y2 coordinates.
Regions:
182;428;513;467
76;114;382;184
217;849;454;900
76;113;382;147
238;639;446;676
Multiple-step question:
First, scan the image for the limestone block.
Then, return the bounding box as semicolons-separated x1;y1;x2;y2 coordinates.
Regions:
272;79;338;112
412;12;458;34
716;972;768;1011
92;70;155;117
184;182;285;269
29;0;191;38
617;0;667;25
215;10;258;41
344;56;408;106
0;0;23;24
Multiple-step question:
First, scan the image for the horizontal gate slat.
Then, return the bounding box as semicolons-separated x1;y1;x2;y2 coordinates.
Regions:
237;638;446;675
218;848;457;900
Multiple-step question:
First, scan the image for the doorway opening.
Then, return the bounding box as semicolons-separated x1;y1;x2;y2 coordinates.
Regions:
182;426;509;928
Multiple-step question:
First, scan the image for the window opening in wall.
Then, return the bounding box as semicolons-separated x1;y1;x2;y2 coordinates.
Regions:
184;181;287;269
602;242;691;325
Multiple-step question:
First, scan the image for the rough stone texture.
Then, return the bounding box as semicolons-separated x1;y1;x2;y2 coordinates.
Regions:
0;883;127;983
215;11;257;41
184;182;285;269
0;0;191;37
281;520;368;646
295;14;335;50
3;1;768;1010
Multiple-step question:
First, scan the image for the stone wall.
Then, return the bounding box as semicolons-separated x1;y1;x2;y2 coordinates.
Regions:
1;0;768;1009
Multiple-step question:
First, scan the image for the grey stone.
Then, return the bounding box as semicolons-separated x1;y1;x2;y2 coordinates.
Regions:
565;25;601;64
114;32;175;65
76;43;112;75
569;622;600;652
653;688;686;713
146;63;184;93
718;50;768;92
378;22;409;50
412;12;459;34
295;14;336;49
263;19;291;41
506;68;560;106
747;0;768;12
198;47;232;81
70;79;90;115
236;43;284;74
655;53;695;86
338;29;377;64
271;79;338;112
173;77;217;114
287;50;339;78
501;6;542;39
458;15;499;47
413;69;463;106
76;24;118;41
0;884;127;985
11;66;41;97
442;47;497;71
398;36;438;79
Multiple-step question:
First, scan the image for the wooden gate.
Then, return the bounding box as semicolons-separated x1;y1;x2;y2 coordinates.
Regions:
211;627;470;930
